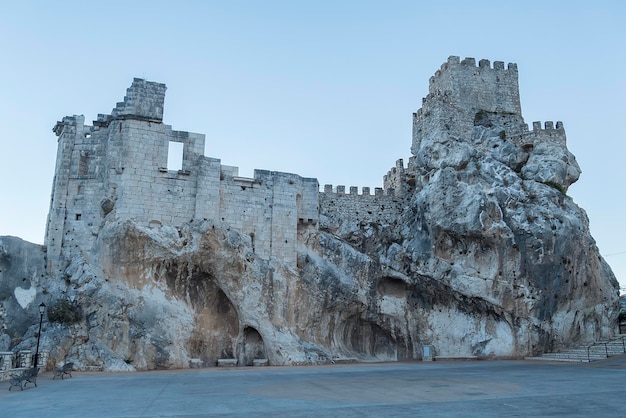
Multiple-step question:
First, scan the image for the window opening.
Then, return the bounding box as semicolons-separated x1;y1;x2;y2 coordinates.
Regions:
167;141;184;171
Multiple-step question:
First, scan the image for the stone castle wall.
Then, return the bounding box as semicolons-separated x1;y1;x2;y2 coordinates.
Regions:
28;56;619;369
45;57;569;277
318;187;404;231
46;80;321;274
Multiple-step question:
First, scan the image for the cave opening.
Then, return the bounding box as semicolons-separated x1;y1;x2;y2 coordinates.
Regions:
242;326;266;366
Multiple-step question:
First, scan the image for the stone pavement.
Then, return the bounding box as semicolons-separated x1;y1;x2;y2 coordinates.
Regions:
1;357;625;417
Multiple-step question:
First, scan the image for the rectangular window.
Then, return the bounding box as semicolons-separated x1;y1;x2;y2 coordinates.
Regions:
167;141;184;171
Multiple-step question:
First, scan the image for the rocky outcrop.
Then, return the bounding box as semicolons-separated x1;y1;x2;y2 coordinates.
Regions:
0;56;619;371
0;237;47;352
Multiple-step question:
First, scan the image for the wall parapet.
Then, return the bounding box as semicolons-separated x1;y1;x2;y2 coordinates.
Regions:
321;184;387;197
512;120;566;146
428;55;518;89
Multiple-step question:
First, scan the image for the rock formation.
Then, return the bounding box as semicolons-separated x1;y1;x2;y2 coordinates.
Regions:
0;56;619;371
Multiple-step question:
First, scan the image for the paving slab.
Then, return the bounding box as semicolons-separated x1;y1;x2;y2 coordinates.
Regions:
1;356;625;417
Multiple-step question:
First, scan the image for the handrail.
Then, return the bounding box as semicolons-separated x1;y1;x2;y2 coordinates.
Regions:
586;336;626;362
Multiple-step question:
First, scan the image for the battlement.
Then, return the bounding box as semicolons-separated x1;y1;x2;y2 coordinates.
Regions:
45;62;564;277
422;55;521;117
429;56;518;87
529;121;564;131
519;121;566;145
322;184;387;197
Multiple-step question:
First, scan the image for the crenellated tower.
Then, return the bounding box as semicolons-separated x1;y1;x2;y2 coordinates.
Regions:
411;56;526;155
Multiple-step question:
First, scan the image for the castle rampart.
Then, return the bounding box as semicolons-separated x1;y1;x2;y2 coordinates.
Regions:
46;59;568;276
322;185;386;197
523;121;566;145
505;120;567;148
319;189;404;233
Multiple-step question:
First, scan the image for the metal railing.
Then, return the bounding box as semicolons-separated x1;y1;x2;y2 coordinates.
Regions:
587;336;626;362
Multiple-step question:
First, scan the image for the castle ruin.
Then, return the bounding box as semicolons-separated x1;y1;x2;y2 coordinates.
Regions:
24;56;617;368
46;56;566;278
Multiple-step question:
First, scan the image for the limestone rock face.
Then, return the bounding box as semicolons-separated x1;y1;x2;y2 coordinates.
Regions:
0;56;619;370
0;237;48;352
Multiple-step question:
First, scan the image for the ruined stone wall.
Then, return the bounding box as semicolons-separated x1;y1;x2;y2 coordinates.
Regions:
214;168;318;264
46;115;105;276
19;56;618;370
46;79;321;274
111;121;205;225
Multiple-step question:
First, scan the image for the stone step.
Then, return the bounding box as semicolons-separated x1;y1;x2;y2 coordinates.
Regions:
525;356;590;363
434;356;479;361
332;357;358;364
527;336;626;363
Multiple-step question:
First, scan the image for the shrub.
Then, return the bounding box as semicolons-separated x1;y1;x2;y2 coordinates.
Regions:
47;299;83;324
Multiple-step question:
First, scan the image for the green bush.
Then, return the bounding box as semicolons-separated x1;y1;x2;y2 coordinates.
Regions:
47;299;83;324
619;311;626;322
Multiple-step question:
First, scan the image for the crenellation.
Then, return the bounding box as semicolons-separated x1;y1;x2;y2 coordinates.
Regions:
320;185;384;197
461;57;476;66
447;55;460;66
46;59;569;275
530;120;564;131
510;120;567;148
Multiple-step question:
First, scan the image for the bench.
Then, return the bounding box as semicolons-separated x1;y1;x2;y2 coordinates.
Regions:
8;367;38;391
53;362;74;380
217;358;238;367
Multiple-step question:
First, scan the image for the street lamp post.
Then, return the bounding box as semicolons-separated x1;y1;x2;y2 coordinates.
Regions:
34;302;45;368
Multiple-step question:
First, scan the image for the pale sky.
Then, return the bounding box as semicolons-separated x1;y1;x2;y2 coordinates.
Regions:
1;1;624;292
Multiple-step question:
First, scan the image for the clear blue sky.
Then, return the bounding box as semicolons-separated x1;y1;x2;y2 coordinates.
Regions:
1;1;624;292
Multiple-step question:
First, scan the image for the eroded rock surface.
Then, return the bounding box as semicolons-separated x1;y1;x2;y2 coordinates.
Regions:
0;56;619;370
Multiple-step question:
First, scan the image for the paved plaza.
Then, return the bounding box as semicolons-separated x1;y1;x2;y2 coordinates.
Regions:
1;357;625;417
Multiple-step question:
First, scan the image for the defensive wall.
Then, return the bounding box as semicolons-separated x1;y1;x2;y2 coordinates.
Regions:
411;56;566;155
45;57;567;276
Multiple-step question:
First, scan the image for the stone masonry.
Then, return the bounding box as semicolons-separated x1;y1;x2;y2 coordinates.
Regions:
46;58;569;277
46;79;320;275
20;56;617;370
